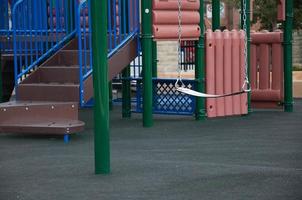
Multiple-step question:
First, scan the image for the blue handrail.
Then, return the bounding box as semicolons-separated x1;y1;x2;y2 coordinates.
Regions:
77;0;140;106
12;0;76;86
0;0;18;53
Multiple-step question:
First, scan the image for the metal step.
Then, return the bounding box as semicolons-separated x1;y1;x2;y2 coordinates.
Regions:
0;101;84;134
17;83;79;102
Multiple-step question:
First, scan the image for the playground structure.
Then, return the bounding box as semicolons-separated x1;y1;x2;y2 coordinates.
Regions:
0;0;294;174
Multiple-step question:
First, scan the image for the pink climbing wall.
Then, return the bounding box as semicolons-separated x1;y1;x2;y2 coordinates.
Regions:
250;31;284;108
152;0;201;40
205;29;248;118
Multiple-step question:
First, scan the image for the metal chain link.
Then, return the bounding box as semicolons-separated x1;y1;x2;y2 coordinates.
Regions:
176;0;183;87
176;0;250;92
242;0;251;92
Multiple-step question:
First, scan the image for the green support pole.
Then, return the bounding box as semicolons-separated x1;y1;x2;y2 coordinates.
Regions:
141;0;153;127
109;81;113;111
90;0;110;174
284;0;294;112
122;66;131;118
66;0;74;33
195;0;206;120
212;0;220;30
152;41;158;77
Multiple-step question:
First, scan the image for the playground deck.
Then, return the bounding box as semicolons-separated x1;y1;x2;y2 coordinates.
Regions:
0;99;301;200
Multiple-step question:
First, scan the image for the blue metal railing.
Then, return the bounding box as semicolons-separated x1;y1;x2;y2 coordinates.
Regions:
0;0;18;53
12;0;76;85
135;78;196;116
77;0;140;106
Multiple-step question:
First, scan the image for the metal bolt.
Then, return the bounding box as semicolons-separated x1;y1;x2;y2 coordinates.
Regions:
51;106;55;109
25;107;29;111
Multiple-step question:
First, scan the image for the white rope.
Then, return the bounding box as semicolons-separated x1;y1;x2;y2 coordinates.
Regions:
175;0;251;98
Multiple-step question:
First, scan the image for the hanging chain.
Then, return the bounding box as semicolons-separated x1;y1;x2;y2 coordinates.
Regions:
176;0;183;87
242;0;251;92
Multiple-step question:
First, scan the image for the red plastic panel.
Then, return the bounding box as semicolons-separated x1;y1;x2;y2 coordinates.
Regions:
153;25;200;40
231;30;241;115
252;90;281;101
277;0;286;21
153;11;200;25
205;29;247;118
251;31;283;44
258;43;270;90
272;43;283;98
205;30;216;118
152;0;200;40
153;0;200;10
223;30;233;116
250;44;258;90
250;31;284;108
214;30;225;117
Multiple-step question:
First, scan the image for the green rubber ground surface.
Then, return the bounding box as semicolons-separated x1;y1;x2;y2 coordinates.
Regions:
0;100;301;200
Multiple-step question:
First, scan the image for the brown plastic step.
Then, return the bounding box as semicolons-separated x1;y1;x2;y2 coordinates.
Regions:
17;83;79;102
22;66;79;84
0;101;84;134
42;50;80;66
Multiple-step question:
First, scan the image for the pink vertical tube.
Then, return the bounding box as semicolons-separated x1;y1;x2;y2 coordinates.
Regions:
206;29;217;118
239;31;248;114
214;30;225;117
231;30;241;115
223;30;233;116
272;42;283;100
259;43;270;90
277;0;286;21
250;43;258;90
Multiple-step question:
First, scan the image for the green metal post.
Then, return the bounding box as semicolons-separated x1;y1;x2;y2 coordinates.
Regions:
122;65;131;118
109;81;113;111
90;0;110;174
152;41;158;77
284;0;294;112
212;0;220;30
66;0;74;33
141;0;153;127
195;0;206;120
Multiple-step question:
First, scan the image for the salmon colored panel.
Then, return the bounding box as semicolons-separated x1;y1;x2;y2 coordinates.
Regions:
153;10;200;25
252;89;281;101
205;30;217;118
153;25;200;40
153;0;200;11
251;32;283;44
231;30;241;115
272;43;283;91
214;30;225;117
252;101;282;109
223;30;233;116
258;44;270;90
239;31;248;115
250;44;258;90
272;43;284;100
277;0;286;21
